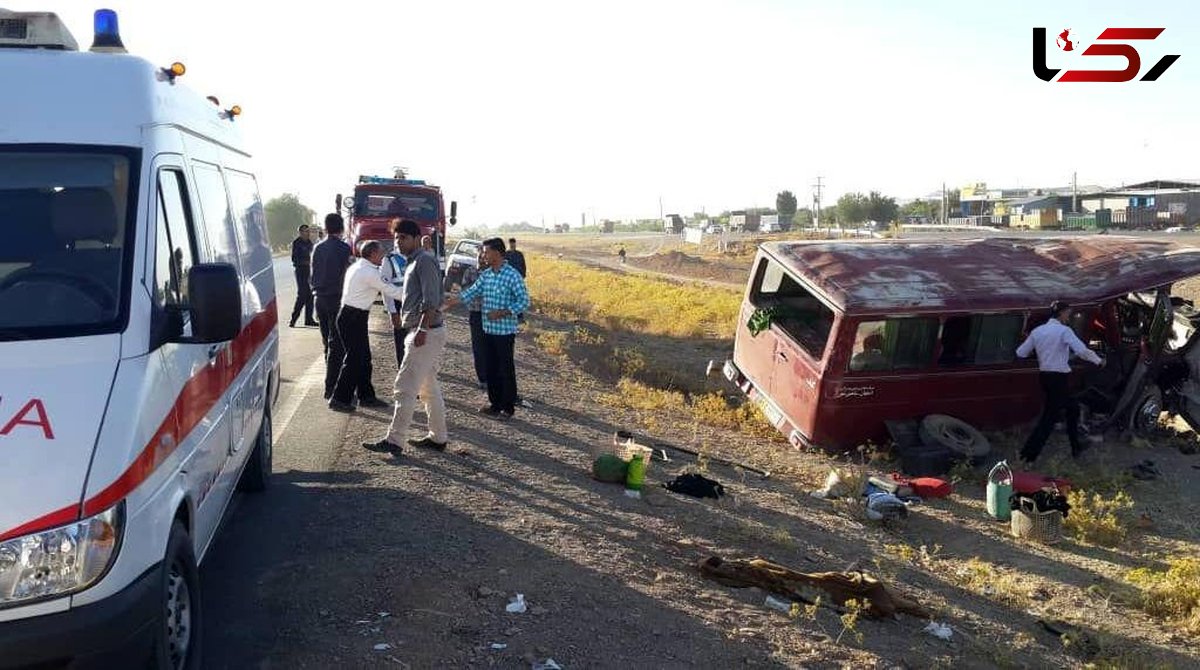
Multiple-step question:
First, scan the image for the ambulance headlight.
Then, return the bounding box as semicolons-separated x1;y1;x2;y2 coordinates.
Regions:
0;503;124;607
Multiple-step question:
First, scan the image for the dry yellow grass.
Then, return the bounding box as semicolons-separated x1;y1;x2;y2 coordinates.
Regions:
1064;490;1135;548
1127;557;1200;636
528;254;741;339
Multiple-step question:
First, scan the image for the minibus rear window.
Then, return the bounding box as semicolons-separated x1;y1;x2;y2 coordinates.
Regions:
0;147;137;340
751;257;835;358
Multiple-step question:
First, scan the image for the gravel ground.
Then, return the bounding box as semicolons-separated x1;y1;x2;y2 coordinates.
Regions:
207;303;1200;669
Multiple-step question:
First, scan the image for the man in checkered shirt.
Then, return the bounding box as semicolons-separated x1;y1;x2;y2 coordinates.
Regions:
447;237;530;420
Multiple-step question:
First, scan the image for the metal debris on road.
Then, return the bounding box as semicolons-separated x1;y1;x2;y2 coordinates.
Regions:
374;643;393;651
532;660;563;670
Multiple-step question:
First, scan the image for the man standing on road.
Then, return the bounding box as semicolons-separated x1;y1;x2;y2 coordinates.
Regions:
380;222;409;369
448;238;530;420
1016;300;1105;464
329;241;405;412
364;219;449;453
289;224;317;327
459;247;489;390
311;213;352;398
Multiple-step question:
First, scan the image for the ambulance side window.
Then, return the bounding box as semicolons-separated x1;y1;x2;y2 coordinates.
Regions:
192;162;239;269
153;169;197;307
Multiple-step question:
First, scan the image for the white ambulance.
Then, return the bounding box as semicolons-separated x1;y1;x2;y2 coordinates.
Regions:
0;10;278;668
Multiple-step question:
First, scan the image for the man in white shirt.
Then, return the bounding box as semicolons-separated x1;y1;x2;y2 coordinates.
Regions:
1015;300;1105;463
329;241;407;412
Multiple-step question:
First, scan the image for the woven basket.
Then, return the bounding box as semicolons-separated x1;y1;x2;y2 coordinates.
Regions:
594;431;654;463
1010;499;1063;544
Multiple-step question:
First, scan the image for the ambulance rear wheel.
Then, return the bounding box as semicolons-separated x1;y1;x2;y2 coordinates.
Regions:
153;521;202;670
238;404;272;493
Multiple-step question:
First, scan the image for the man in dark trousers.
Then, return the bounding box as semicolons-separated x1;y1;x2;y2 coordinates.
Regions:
1016;300;1105;464
447;238;530;420
379;229;409;368
459;247;488;389
310;213;352;398
328;240;406;412
289;224;317;327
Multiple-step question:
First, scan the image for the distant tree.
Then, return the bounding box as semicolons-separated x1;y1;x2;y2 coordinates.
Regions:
866;191;899;224
836;193;869;225
264;193;315;251
602;219;616;233
789;208;813;230
819;206;839;228
776;190;798;225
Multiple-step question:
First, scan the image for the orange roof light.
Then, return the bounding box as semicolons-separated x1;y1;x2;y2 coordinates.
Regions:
160;61;186;84
230;105;242;116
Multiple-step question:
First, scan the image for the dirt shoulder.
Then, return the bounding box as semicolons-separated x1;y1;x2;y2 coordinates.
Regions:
207;297;1199;669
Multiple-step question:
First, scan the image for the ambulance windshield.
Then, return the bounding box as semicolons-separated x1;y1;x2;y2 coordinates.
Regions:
0;149;135;340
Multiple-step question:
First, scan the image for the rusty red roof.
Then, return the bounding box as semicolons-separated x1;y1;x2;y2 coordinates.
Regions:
765;236;1200;314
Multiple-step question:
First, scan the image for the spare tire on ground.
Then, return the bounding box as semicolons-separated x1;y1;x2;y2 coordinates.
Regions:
919;414;990;463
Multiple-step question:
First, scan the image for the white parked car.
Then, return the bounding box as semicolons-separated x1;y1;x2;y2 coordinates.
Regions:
444;239;483;289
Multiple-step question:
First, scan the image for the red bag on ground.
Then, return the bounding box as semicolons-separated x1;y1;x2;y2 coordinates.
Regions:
909;477;952;498
1012;471;1072;495
890;473;953;498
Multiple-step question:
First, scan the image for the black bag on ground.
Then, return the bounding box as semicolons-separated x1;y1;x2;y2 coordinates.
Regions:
663;473;726;499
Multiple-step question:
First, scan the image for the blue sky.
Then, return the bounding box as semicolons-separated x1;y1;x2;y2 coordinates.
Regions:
10;0;1197;225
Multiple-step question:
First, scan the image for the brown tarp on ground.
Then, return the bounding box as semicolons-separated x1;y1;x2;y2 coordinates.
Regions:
698;555;930;620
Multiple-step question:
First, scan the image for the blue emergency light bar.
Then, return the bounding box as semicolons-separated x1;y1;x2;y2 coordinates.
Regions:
92;9;124;50
358;175;426;186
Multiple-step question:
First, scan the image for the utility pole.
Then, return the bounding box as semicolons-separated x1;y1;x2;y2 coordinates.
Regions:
941;182;947;224
813;176;824;230
1072;171;1078;213
658;195;663;221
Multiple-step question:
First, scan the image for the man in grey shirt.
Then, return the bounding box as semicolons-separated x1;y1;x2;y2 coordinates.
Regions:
363;219;449;454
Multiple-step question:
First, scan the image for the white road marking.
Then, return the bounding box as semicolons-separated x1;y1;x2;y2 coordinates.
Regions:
273;355;327;441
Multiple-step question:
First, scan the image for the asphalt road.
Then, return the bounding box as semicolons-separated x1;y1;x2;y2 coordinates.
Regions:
199;256;353;666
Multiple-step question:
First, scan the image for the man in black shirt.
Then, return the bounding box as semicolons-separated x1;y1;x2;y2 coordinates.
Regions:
504;237;527;278
310;214;353;399
289;224;317;327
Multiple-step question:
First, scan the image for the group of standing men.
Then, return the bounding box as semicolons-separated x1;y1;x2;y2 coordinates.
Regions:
290;215;530;456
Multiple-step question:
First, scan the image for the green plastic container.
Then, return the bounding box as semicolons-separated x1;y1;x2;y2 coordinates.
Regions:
986;460;1013;521
625;453;647;491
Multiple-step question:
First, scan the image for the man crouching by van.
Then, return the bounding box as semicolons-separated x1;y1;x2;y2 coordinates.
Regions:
363;219;449;454
1016;300;1105;464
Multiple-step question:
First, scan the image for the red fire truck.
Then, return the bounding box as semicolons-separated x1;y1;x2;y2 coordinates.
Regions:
338;174;457;269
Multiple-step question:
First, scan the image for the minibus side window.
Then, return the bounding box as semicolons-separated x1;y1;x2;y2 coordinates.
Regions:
751;257;835;358
849;317;937;372
153;169;197;308
938;313;1025;366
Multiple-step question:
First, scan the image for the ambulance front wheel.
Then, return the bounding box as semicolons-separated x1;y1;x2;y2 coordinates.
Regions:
237;404;272;493
152;521;202;670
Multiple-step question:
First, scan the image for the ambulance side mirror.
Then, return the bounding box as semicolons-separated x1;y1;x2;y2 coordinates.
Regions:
449;201;457;226
185;263;242;343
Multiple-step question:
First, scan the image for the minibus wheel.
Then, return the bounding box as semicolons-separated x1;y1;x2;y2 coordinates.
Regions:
154;521;202;670
1127;387;1163;437
238;404;272;492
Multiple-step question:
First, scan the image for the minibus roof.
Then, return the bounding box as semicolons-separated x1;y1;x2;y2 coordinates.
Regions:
762;236;1200;314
